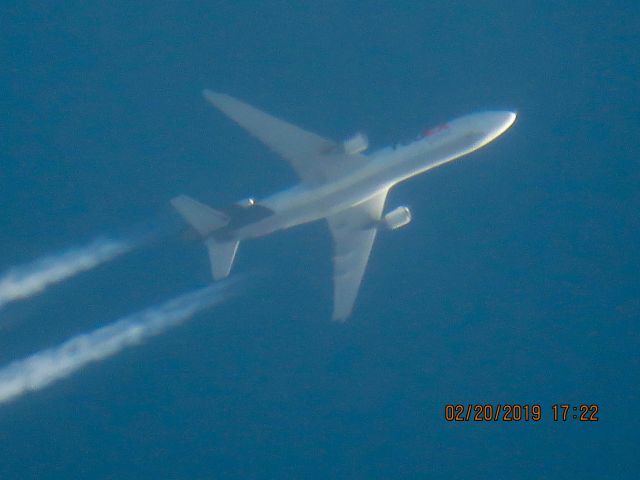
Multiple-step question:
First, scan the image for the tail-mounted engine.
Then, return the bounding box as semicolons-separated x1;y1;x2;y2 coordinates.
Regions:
236;197;256;208
382;206;411;230
342;132;369;155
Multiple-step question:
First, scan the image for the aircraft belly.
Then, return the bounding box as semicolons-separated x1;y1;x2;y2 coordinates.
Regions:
232;131;485;240
235;181;383;240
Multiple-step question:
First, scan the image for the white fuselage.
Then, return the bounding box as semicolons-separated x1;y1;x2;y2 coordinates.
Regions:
231;111;516;241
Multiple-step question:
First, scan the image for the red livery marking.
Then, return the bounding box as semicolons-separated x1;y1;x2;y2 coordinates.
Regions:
423;123;450;138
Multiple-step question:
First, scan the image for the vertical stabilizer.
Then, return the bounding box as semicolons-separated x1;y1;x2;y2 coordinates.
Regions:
205;238;239;280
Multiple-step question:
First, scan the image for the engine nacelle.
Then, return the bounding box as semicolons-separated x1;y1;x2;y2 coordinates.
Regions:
342;132;368;155
236;197;256;208
383;206;411;230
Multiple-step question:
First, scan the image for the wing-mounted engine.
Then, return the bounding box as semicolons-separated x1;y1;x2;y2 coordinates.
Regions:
342;132;369;155
382;206;411;230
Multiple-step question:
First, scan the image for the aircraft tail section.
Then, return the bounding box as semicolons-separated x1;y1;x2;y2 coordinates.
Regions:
205;238;239;280
171;195;229;236
171;195;240;280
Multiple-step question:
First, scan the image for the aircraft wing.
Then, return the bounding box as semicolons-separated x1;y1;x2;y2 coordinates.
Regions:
203;90;368;184
326;189;389;320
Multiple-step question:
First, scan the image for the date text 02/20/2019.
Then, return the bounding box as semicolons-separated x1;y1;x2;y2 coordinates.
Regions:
444;404;599;422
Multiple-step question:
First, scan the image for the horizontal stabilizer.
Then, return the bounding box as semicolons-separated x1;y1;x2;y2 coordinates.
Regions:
205;238;239;280
171;195;229;236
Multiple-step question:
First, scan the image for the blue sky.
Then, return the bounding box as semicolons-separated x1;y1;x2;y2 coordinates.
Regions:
1;2;639;478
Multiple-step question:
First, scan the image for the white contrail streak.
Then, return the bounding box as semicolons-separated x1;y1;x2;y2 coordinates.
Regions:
0;281;236;405
0;238;133;309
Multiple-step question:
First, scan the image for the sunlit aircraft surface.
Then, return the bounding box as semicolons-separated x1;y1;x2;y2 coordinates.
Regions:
173;91;516;320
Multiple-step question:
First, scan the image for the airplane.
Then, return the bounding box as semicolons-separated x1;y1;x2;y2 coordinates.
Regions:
172;90;516;320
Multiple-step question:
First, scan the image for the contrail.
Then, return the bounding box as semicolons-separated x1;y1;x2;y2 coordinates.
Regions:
0;281;237;405
0;237;134;310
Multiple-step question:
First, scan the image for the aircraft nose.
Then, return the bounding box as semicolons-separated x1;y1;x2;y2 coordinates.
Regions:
485;111;516;131
503;111;517;125
474;110;517;140
501;111;517;129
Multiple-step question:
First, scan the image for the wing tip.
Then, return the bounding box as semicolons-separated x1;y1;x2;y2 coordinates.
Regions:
202;89;225;103
331;307;352;322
